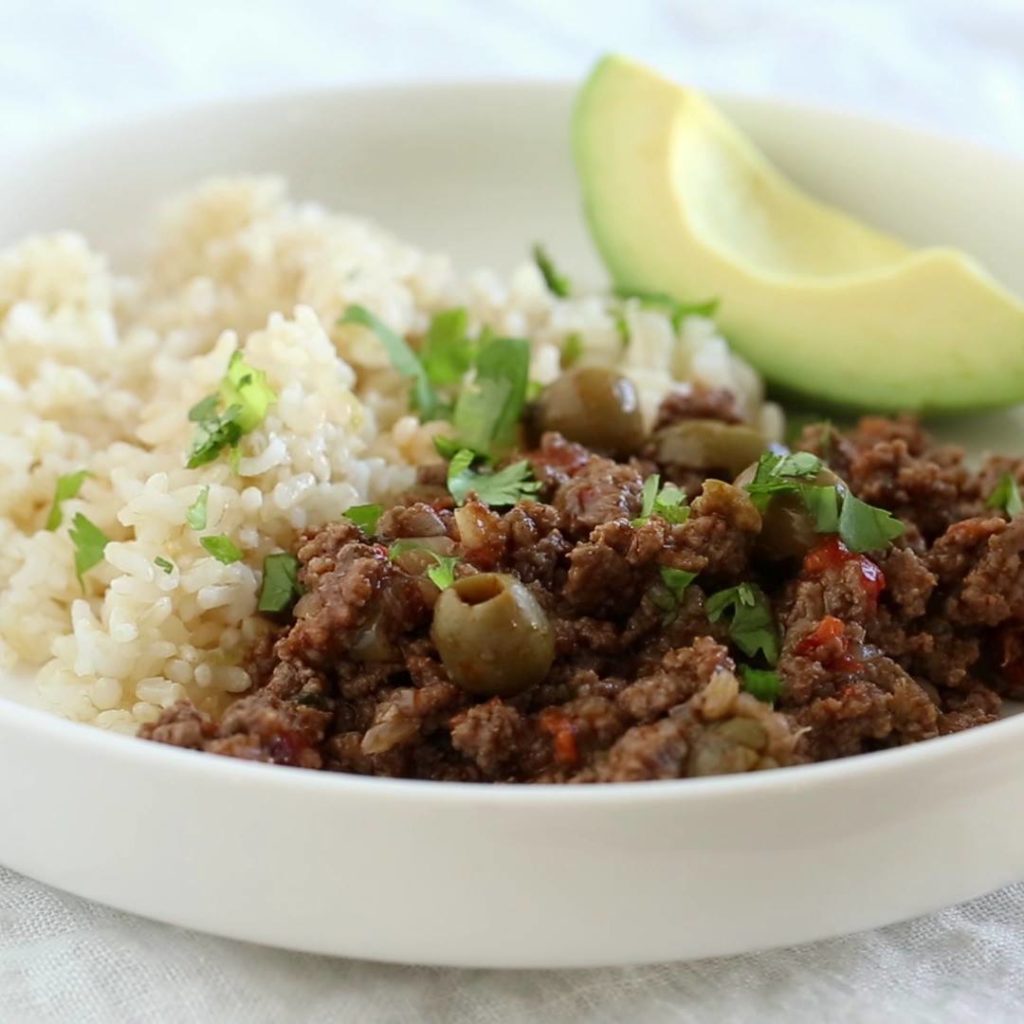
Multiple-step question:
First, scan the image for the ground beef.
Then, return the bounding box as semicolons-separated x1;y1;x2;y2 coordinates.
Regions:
654;385;746;428
143;415;1022;783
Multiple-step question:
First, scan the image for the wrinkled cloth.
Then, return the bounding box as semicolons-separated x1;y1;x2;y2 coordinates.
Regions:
2;866;1024;1023
3;0;1024;1020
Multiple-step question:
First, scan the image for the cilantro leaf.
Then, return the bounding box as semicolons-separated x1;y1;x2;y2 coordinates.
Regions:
740;666;782;703
744;451;825;510
560;332;583;370
154;556;174;574
186;485;209;530
799;485;840;534
533;244;571;298
451;337;530;457
771;451;822;478
426;553;460;590
220;351;276;432
635;474;660;524
187;409;244;469
258;552;302;613
188;394;220;422
421;308;475;389
654;482;690;525
707;582;779;665
745;450;902;554
341;304;439;419
186;351;276;469
837;493;905;553
447;449;539;508
45;469;90;531
343;503;383;534
650;566;698;623
200;535;243;564
987;472;1023;518
633;475;690;526
69;513;109;583
614;287;719;329
433;435;463;460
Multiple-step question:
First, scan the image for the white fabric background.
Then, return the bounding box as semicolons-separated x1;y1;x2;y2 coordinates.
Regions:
3;0;1024;1020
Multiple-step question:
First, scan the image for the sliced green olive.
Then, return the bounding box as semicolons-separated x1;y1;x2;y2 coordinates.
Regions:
653;420;766;478
431;573;554;696
734;462;848;560
535;367;645;455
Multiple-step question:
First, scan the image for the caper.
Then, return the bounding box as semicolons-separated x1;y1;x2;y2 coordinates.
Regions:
653;420;766;478
534;367;645;455
734;462;848;560
431;573;554;696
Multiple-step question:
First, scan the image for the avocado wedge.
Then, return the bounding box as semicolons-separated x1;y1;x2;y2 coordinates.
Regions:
573;55;1024;413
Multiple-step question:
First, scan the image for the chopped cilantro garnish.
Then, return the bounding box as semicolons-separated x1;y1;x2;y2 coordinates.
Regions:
560;332;584;370
451;336;530;457
740;666;782;703
837;493;906;553
532;244;571;298
426;553;460;590
706;582;779;665
188;394;220;423
745;451;824;510
771;451;822;478
187;412;243;469
69;513;109;584
200;535;243;565
633;474;690;526
386;542;461;589
154;556;174;575
661;567;697;600
45;469;90;531
636;474;660;523
186;351;276;469
987;472;1023;518
421;308;475;389
387;539;426;561
799;485;840;534
650;566;698;623
433;435;463;460
220;351;275;432
258;552;302;613
447;449;540;508
343;503;383;535
654;482;689;525
341;304;440;419
743;450;902;554
614;287;719;329
185;485;209;530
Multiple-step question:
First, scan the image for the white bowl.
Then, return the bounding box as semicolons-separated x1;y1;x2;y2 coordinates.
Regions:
2;81;1023;969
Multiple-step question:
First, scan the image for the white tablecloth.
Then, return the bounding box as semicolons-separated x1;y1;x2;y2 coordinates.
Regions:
3;1;1024;1020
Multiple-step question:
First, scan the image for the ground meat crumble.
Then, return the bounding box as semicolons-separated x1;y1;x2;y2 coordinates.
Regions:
143;405;1024;783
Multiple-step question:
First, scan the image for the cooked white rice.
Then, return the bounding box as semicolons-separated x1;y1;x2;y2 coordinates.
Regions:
0;176;781;731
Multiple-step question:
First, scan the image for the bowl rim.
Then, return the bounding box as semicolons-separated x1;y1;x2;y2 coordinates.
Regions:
3;77;1023;809
9;74;1023;173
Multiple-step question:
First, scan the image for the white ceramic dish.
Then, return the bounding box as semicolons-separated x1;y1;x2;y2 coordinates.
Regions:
1;81;1024;969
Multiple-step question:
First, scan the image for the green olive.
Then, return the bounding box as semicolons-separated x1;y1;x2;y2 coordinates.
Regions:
431;573;555;696
535;367;645;455
734;462;848;560
653;420;766;478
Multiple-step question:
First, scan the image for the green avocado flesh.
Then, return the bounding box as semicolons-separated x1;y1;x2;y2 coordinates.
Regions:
572;55;1024;413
